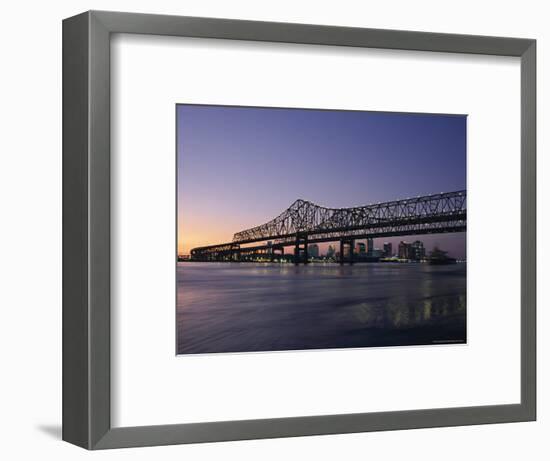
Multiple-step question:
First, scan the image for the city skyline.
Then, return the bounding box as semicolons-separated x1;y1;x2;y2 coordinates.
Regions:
270;238;460;260
287;238;461;259
177;104;466;258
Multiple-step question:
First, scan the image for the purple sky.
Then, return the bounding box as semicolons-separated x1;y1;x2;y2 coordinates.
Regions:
177;105;466;258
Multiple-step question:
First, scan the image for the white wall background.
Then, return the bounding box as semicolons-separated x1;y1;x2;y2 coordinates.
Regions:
0;0;546;459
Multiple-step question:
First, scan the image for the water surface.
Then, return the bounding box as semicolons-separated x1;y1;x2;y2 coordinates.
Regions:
177;262;466;354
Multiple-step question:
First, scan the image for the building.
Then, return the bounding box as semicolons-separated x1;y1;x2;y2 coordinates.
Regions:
410;240;425;261
356;242;366;255
383;242;393;257
326;245;335;258
398;241;411;259
308;243;320;258
366;238;374;256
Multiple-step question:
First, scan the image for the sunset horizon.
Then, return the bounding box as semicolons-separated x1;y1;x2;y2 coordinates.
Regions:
177;104;466;258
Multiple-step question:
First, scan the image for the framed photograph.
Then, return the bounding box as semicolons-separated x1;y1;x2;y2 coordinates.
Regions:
176;104;468;354
63;10;536;449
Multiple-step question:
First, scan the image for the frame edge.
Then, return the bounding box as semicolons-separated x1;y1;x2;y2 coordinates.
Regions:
62;11;91;449
91;9;534;56
62;10;113;450
520;40;537;421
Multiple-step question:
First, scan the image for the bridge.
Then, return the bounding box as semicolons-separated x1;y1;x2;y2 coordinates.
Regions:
190;190;466;264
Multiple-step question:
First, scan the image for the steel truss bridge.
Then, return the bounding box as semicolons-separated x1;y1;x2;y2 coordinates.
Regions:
190;190;466;264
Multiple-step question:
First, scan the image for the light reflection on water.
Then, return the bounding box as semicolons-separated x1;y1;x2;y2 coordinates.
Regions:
177;262;466;354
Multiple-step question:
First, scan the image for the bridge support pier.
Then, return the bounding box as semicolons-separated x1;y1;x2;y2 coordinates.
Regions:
230;243;240;262
339;238;354;265
271;245;284;262
294;233;309;265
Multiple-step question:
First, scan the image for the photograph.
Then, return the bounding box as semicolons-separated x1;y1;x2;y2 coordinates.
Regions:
176;105;467;354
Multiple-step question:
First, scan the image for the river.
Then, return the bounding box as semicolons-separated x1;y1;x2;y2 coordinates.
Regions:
176;262;466;354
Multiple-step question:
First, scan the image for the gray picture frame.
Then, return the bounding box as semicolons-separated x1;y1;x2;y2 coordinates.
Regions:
62;10;536;450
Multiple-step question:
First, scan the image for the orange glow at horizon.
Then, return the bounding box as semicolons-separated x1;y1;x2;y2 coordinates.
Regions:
177;192;283;255
177;213;239;255
178;228;233;256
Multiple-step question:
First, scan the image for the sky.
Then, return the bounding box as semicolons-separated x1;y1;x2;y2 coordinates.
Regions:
177;105;467;258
